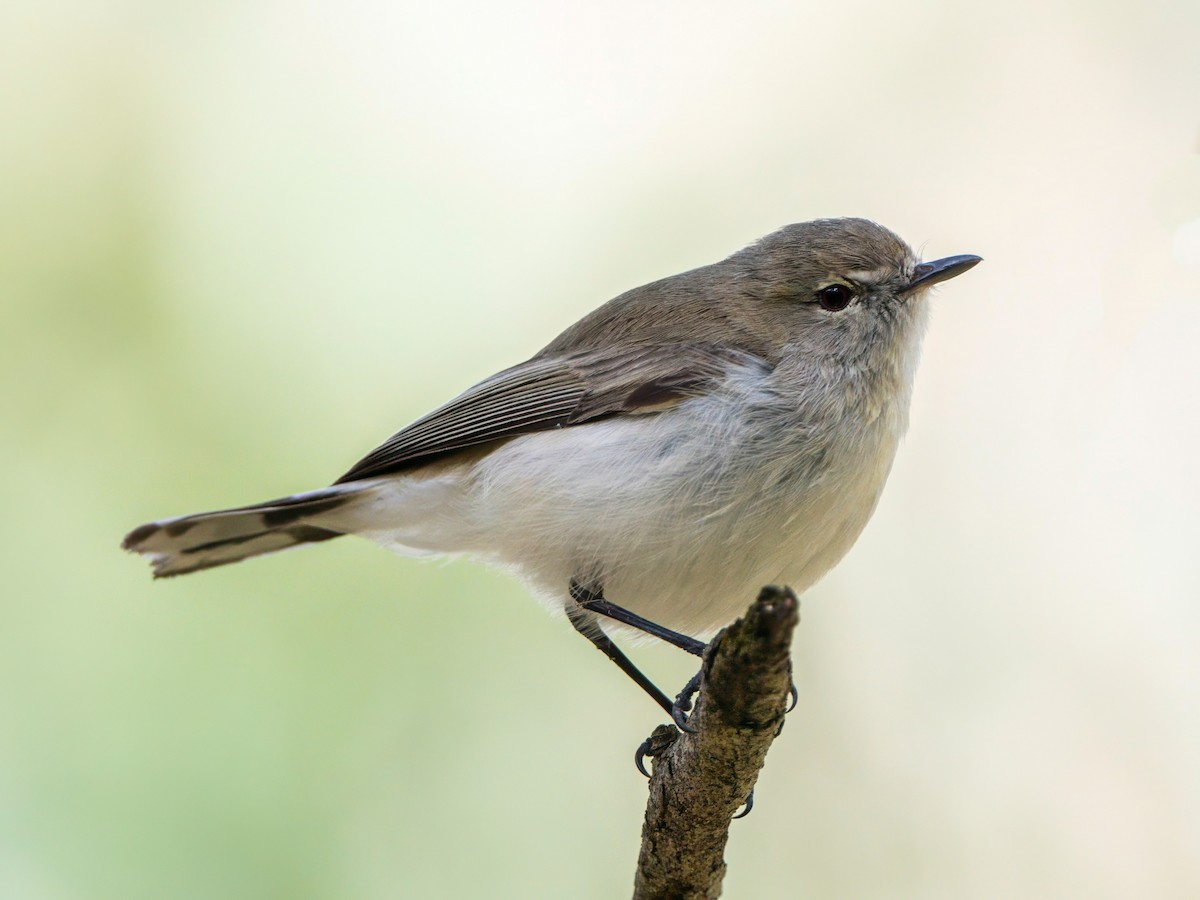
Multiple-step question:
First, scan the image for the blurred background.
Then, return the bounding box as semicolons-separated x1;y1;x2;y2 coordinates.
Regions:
2;0;1198;896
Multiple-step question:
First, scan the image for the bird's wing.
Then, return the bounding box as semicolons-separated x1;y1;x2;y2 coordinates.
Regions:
334;343;769;483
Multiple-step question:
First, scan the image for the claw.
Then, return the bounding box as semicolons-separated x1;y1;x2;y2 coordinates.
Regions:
732;788;755;819
634;738;653;778
635;724;682;778
786;681;799;713
671;700;696;733
671;671;702;733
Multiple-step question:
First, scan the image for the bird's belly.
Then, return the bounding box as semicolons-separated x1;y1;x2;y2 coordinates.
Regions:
459;401;901;636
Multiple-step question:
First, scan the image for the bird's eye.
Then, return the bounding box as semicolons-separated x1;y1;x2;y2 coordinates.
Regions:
816;283;855;311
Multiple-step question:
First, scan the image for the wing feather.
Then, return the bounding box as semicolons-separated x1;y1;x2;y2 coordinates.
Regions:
334;343;767;483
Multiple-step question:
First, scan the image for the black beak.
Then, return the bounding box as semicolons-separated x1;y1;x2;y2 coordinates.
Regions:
901;254;982;296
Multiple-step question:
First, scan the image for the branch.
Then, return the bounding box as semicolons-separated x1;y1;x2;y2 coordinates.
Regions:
633;585;799;900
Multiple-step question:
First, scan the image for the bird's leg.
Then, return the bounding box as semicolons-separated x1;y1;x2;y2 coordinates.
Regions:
565;598;674;715
568;580;711;733
567;580;799;746
569;582;706;657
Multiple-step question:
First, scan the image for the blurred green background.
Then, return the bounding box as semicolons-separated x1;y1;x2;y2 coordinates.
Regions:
2;0;1199;897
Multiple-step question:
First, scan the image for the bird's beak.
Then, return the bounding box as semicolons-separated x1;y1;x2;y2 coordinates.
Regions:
901;254;982;296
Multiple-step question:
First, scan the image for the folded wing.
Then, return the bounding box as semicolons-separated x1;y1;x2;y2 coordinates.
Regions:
335;343;768;483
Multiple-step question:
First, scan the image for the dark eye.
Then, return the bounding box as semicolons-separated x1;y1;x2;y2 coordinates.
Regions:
816;284;855;311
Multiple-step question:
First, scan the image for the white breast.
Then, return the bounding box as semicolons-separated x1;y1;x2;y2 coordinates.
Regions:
345;333;921;638
458;358;908;635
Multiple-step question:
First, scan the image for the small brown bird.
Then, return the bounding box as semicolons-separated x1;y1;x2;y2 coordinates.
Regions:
124;218;980;714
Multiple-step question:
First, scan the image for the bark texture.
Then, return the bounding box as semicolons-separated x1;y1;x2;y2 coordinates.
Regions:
633;585;799;900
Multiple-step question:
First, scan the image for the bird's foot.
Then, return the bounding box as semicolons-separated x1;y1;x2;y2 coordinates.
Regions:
635;724;681;778
670;671;703;733
667;667;794;735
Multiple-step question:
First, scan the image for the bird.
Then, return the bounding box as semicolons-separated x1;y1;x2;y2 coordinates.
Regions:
123;218;980;717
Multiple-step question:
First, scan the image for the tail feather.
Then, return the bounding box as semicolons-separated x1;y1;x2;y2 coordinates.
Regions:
122;485;370;578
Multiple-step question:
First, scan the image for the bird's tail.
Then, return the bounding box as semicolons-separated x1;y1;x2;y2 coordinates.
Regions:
122;483;374;578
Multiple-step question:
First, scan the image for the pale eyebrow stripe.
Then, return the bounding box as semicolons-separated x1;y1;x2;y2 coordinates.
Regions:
842;266;891;283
